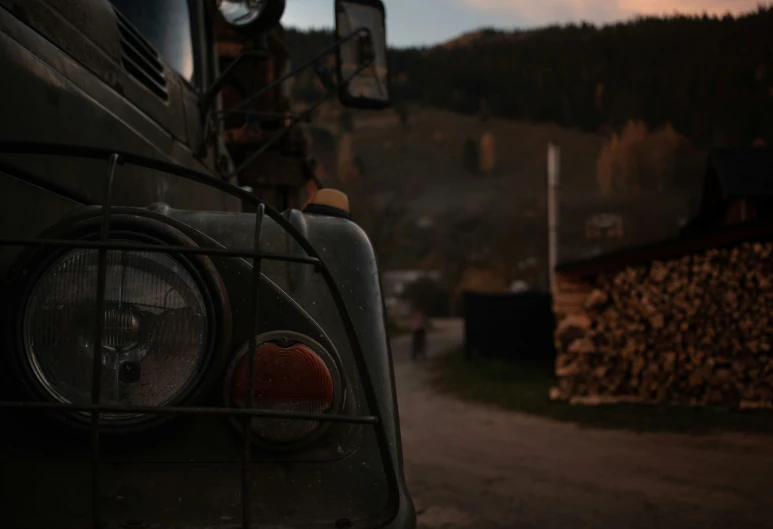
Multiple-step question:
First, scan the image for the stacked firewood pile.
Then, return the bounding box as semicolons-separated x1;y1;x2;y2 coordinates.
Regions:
553;241;773;408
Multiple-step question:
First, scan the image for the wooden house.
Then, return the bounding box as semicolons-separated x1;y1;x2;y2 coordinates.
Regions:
681;147;773;234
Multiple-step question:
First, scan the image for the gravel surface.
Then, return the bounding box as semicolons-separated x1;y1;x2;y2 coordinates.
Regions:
391;320;773;529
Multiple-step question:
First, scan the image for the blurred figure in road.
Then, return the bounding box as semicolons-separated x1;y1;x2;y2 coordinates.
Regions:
410;306;428;361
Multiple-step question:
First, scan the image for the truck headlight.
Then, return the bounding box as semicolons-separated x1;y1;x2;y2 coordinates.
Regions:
22;244;211;421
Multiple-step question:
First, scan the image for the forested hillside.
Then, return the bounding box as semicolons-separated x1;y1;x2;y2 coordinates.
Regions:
287;7;773;147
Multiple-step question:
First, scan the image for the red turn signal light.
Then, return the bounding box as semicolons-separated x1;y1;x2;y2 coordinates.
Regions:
229;340;337;446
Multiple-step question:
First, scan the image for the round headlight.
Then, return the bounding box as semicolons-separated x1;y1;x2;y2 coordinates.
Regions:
22;244;210;420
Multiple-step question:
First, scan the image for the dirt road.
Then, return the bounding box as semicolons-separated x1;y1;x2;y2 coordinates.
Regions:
391;320;773;529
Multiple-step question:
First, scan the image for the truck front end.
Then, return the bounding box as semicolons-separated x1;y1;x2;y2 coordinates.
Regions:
0;1;412;527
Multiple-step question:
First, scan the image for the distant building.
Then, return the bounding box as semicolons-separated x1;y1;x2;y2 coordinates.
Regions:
681;147;773;235
584;213;624;240
558;193;694;264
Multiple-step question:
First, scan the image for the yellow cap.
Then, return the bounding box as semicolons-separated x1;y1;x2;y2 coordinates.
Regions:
309;189;350;213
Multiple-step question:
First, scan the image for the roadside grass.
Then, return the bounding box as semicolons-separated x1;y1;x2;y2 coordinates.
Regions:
431;348;773;435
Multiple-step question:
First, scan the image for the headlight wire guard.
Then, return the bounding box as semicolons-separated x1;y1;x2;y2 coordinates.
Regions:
4;210;233;433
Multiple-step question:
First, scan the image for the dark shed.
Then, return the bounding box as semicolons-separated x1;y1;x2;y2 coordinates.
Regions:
463;290;556;363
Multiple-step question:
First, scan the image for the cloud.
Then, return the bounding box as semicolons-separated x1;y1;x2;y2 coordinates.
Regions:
458;0;766;25
619;0;764;15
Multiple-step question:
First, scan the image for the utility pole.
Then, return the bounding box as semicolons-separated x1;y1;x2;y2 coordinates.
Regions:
547;141;560;296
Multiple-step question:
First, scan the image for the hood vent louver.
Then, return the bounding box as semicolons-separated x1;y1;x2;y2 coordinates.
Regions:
113;8;169;101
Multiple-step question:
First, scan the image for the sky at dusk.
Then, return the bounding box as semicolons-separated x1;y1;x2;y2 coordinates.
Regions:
283;0;769;47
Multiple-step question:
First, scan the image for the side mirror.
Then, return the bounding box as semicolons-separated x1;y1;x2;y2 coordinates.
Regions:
217;0;286;33
335;0;391;109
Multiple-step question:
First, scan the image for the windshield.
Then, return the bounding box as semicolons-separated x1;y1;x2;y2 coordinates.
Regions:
109;0;198;88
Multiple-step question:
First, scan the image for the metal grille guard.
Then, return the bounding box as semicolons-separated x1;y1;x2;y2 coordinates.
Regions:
0;141;400;529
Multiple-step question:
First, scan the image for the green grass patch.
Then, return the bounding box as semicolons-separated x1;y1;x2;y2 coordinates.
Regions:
431;349;773;435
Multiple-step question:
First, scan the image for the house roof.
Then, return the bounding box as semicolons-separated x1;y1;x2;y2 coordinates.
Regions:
679;147;773;235
555;218;773;279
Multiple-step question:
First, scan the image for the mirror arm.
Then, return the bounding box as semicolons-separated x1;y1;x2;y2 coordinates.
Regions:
200;50;270;114
227;56;375;180
222;27;374;119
